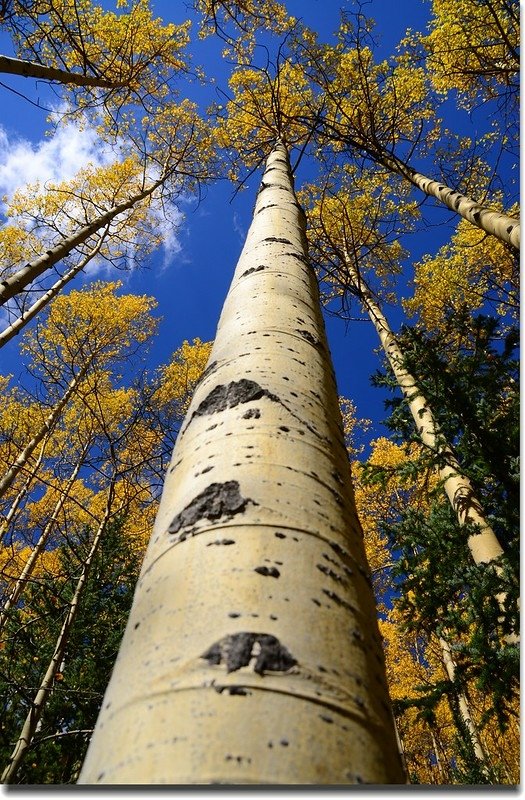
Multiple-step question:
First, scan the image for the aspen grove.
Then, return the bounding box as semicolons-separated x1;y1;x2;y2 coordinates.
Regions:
0;0;519;786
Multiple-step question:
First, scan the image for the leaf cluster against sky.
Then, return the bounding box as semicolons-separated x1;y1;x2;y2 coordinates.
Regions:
0;0;517;451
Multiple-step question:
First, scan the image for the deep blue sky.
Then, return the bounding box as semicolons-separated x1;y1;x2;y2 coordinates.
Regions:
0;0;488;452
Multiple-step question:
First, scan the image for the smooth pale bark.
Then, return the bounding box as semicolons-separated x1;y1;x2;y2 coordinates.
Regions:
1;492;117;784
78;141;405;785
321;114;519;248
439;636;490;778
0;178;165;306
429;729;447;783
0;436;48;540
334;133;521;249
0;54;118;88
0;365;88;501
0;445;88;633
383;155;520;250
0;237;106;348
342;252;504;566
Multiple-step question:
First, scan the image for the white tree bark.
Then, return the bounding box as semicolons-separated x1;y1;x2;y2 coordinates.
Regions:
0;236;106;349
343;252;505;566
78;141;405;785
381;154;520;250
0;365;88;501
1;491;117;784
0;54;118;88
0;179;164;306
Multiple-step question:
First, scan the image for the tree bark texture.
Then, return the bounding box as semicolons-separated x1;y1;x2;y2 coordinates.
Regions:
0;180;163;306
0;54;117;88
78;141;405;785
342;253;504;566
1;491;117;783
381;154;520;250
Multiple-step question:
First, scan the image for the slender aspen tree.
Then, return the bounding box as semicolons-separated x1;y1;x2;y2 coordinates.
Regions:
297;25;520;250
0;237;106;349
438;636;490;777
339;251;505;567
376;154;520;250
0;443;89;633
0;436;48;539
0;365;89;501
78;141;405;785
0;178;166;307
305;184;506;567
0;54;118;88
313;127;520;249
1;489;120;784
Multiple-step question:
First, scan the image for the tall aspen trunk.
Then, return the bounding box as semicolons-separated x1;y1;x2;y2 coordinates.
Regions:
342;253;504;567
0;236;106;349
0;54;119;88
0;436;48;541
0;445;89;634
371;151;519;249
429;729;446;783
1;491;117;784
439;636;491;780
0;365;88;501
78;141;405;785
0;178;165;306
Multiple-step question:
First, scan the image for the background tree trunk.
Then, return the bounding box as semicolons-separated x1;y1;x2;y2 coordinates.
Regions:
439;635;490;778
342;251;505;567
0;54;118;88
0;237;106;349
0;180;164;307
0;445;89;633
380;154;520;249
1;491;117;783
78;140;405;785
0;437;48;540
0;366;88;501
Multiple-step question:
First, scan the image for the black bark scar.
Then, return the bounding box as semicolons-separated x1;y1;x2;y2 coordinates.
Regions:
201;632;297;675
254;566;280;578
168;481;255;535
192;379;279;419
296;328;322;348
240;265;268;278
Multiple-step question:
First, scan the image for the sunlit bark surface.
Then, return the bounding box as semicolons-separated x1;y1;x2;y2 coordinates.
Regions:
78;141;405;785
383;156;520;250
345;258;505;566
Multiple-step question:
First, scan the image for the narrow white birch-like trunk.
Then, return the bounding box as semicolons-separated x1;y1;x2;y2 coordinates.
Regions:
342;253;504;566
0;54;118;88
439;636;490;778
1;492;117;784
0;178;165;306
0;365;89;501
380;154;520;250
0;236;106;349
0;436;48;540
0;445;89;633
429;729;446;783
78;141;405;785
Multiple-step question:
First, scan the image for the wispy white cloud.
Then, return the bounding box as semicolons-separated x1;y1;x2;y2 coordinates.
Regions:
0;122;115;211
0;120;185;275
232;211;246;242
